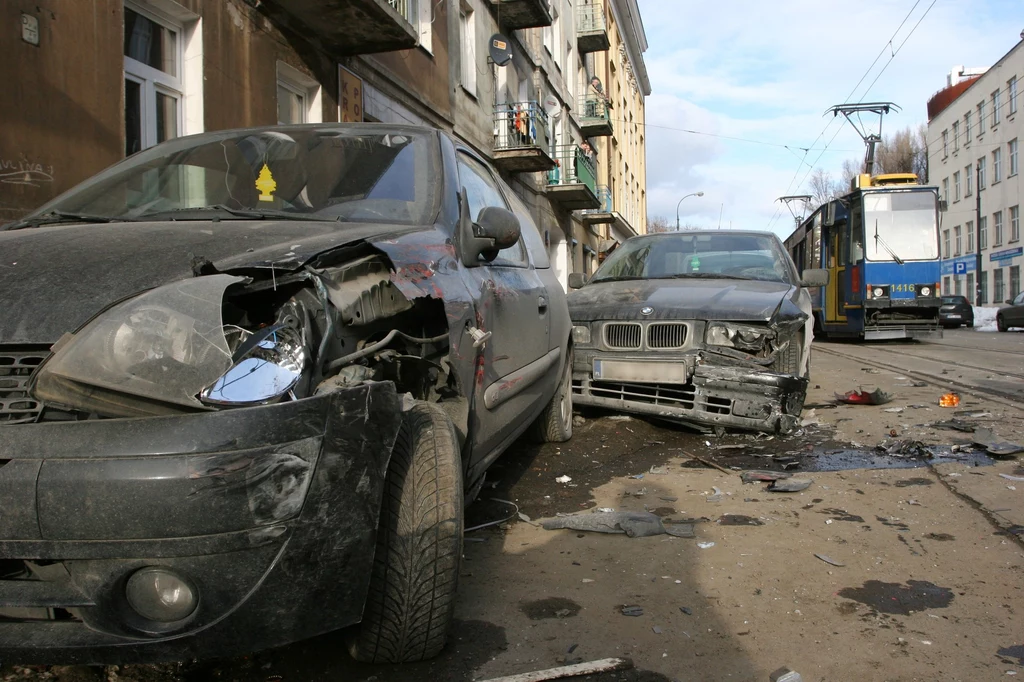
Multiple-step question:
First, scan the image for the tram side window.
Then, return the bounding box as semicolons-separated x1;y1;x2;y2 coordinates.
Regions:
838;221;850;266
850;205;864;262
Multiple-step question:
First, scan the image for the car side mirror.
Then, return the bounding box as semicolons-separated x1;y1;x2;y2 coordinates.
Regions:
1006;299;1014;305
801;268;829;287
458;190;521;267
568;273;588;289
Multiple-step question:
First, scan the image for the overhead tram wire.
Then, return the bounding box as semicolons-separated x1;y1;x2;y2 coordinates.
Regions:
765;0;930;231
774;0;938;231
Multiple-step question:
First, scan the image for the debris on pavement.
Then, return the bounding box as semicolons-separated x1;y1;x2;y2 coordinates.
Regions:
767;478;813;492
741;470;793;484
555;475;572;484
697;541;715;549
620;605;644;616
680;606;693;615
999;474;1024;482
971;429;1024;457
939;392;961;408
706;486;725;503
876;439;933;458
478;657;633;682
835;388;894;405
718;514;765;526
769;667;804;682
932;418;977;433
814;553;845;567
542;511;695;538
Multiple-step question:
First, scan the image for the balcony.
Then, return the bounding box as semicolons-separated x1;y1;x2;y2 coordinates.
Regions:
577;4;609;53
546;145;600;210
260;0;418;56
578;95;613;137
493;102;556;173
488;0;553;30
582;185;637;237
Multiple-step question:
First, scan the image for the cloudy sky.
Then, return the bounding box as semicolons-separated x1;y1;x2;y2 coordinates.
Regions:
637;0;1021;237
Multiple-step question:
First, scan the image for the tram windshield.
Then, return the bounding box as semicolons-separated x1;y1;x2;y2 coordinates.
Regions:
863;190;939;262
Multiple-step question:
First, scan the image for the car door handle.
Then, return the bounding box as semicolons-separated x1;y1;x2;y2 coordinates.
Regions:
538;296;548;312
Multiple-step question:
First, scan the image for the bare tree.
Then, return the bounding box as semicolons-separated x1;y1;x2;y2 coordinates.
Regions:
647;215;672;233
804;168;845;207
840;158;863;191
874;125;927;178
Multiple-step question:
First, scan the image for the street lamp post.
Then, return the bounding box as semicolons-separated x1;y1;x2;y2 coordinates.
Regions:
675;191;705;230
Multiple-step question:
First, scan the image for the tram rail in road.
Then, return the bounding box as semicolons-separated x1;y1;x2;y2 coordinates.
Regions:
813;327;1024;408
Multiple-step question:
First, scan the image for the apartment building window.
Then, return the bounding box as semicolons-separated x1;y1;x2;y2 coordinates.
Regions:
978;101;986;135
980;216;988;249
942;177;949;203
978;156;987;189
965;164;973;196
953;171;961;202
124;5;182;155
276;62;322;125
967;220;974;252
954;276;962;295
1012;265;1021;299
967;273;975;301
459;6;476;96
1010;139;1019;176
942;228;950;258
992;89;1002;126
994;210;1004;247
943;275;951;295
965;111;972;143
979;270;988;304
952;121;959;152
993;147;1002;183
994;267;1005;303
941;130;948;158
1012;205;1021;242
954;225;962;255
1011;76;1019;116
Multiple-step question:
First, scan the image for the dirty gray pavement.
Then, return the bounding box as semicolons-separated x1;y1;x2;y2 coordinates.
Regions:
4;332;1024;681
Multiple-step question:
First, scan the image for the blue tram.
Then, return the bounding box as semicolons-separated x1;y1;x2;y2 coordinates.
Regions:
785;173;942;340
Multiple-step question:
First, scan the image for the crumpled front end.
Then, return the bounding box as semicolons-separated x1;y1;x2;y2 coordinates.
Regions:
570;318;808;434
0;383;403;664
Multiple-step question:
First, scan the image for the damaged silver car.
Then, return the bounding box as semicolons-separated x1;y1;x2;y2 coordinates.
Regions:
0;124;573;664
567;230;828;434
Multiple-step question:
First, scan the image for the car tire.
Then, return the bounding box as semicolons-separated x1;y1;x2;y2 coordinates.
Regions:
348;401;463;663
997;314;1008;332
773;335;802;376
530;348;574;443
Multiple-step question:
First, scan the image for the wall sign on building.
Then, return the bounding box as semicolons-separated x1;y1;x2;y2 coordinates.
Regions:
990;246;1023;263
339;66;363;122
941;255;977;276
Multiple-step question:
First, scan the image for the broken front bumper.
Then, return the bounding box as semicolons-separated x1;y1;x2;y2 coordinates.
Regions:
0;382;402;664
572;352;807;433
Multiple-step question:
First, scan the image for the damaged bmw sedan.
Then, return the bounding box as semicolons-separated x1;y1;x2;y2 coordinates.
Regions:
0;124;573;664
567;230;828;435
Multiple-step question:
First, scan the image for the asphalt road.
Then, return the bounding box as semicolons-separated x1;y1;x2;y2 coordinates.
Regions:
815;326;1024;403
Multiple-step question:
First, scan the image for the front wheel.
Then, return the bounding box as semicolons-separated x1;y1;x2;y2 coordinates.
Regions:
349;402;463;663
530;348;573;443
997;314;1008;332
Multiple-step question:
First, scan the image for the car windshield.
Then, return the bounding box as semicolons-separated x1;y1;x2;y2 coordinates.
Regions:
17;126;441;226
592;232;794;284
941;296;965;305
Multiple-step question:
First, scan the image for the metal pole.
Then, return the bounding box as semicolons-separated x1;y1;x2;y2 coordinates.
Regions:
675;192;703;231
976;164;983;305
718;203;723;229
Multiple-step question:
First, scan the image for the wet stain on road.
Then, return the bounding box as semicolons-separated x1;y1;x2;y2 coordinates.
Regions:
894;477;934;487
820;508;865;522
998;645;1024;665
521;597;581;620
924;532;956;541
717;514;764;526
838;580;954;615
876;516;911;531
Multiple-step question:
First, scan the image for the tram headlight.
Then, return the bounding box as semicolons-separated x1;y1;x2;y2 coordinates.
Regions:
866;285;889;300
920;286;931;297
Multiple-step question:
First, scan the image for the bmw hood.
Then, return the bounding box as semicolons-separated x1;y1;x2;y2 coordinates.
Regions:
0;220;420;344
567;277;803;323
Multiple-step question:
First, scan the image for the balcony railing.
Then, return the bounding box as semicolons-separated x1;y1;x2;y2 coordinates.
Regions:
548;145;597;193
578;94;613;137
584;185;613;214
494;102;550;151
577;4;609;53
261;0;417;55
387;0;412;21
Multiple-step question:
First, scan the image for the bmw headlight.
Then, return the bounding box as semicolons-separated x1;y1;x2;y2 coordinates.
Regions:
572;324;592;345
32;275;308;418
705;323;774;352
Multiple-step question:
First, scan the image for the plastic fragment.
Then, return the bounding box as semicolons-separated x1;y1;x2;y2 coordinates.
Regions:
621;605;644;616
697;541;715;549
767;478;813;492
835;388;893;405
556;475;572;483
814;553;845;567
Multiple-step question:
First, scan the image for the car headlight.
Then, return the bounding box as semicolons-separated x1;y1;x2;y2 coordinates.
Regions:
572;324;592;345
705;322;774;352
32;275;308;418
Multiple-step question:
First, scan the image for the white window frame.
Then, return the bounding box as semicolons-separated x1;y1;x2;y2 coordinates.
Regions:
276;61;322;124
978;156;987;189
952;121;959;152
942;129;948;158
980;216;988;250
1011;76;1019;116
965;110;972;143
459;5;476;96
965;164;973;196
1011;205;1020;243
993;89;1001;126
994;210;1004;246
993;147;1002;184
967;220;974;252
123;0;202;153
978;101;986;135
953;171;960;202
954;225;961;255
1010;138;1019;177
942;177;949;202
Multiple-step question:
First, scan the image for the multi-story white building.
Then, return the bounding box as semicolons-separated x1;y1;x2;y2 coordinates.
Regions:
927;38;1023;305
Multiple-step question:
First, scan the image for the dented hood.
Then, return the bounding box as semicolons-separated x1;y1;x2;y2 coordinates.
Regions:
0;219;422;344
567;277;800;323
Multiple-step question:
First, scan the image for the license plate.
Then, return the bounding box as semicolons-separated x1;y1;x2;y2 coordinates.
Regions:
593;359;691;384
946;314;961;319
